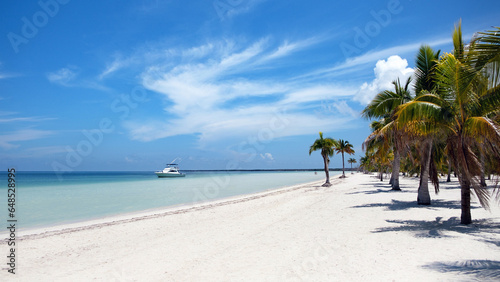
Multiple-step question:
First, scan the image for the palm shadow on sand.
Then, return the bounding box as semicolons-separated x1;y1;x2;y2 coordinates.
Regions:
373;217;500;247
376;217;500;280
349;180;421;194
350;199;477;211
422;260;500;281
347;188;414;195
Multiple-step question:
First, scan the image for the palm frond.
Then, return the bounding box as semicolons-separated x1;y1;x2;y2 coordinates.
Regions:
471;26;500;82
464;117;500;145
414;45;441;95
453;20;465;61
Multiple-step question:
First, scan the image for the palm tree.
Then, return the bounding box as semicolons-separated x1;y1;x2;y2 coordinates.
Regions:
335;139;355;178
309;132;338;187
396;23;500;224
348;158;357;173
412;45;442;204
359;154;371;174
363;119;392;181
362;78;412;190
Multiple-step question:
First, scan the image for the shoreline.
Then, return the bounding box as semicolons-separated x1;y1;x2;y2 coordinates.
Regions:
5;178;327;239
2;173;499;281
3;170;328;235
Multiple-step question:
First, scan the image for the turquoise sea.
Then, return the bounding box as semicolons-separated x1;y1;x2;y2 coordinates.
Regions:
1;170;333;231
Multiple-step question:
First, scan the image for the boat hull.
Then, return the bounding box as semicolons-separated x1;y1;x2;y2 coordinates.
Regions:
155;172;186;178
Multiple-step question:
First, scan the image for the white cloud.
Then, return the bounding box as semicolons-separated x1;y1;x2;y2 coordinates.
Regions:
353;55;414;105
47;67;77;86
260;153;274;161
124;38;359;146
217;0;267;20
299;37;451;81
98;53;141;80
0;116;56;123
0;129;55;149
47;66;110;91
332;100;359;118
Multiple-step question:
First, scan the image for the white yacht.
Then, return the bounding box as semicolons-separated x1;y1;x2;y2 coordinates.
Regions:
155;163;186;178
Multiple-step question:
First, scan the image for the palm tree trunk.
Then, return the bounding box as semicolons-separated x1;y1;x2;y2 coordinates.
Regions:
322;154;331;187
341;152;345;178
418;139;432;205
480;153;487;187
456;138;472;225
447;159;451;182
391;149;401;190
459;175;472;224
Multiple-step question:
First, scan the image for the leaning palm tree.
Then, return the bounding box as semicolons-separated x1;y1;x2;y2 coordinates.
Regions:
396;23;500;224
362;77;412;190
335;139;355;178
309;132;338;187
348;158;357;173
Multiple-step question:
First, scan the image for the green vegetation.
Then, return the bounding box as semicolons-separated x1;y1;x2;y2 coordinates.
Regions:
309;132;338;187
361;21;500;224
335;139;355;178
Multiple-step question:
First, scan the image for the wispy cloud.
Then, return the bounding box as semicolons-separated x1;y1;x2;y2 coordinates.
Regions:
0;129;55;150
0;116;56;123
98;54;136;80
216;0;267;20
113;34;453;146
47;67;78;86
47;66;110;91
122;38;359;145
299;37;453;80
260;152;274;161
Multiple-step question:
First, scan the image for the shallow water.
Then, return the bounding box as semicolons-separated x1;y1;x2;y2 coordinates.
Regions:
1;170;333;229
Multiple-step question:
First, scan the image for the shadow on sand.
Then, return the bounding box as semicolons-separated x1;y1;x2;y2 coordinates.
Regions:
422;260;500;281
347;188;413;195
373;217;500;243
350;199;480;211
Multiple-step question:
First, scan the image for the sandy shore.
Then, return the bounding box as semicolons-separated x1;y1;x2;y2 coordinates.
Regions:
2;173;499;281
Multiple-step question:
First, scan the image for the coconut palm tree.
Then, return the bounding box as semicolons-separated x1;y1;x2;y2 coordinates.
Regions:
359;154;371;174
335;139;355;178
364;119;392;181
362;78;413;190
412;45;442;204
348;158;357;173
309;132;338;187
396;23;500;224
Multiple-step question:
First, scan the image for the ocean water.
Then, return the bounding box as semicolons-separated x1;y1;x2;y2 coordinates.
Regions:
1;170;333;230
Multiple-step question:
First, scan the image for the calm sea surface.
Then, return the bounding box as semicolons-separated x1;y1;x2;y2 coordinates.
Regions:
1;170;332;230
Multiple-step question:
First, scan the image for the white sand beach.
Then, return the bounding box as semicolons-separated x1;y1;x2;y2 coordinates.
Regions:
2;173;499;281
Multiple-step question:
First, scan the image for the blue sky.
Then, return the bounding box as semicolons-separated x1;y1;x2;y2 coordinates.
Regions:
1;0;499;171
